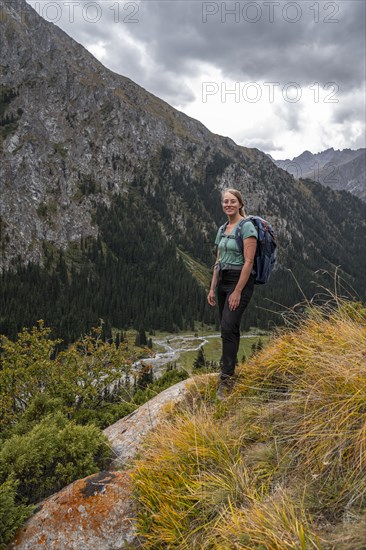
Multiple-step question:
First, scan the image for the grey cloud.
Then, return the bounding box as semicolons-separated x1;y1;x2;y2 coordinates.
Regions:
242;137;280;151
141;71;196;105
26;1;365;95
25;0;365;154
110;53;196;105
234;121;281;151
127;0;365;90
331;95;366;125
350;134;366;150
333;105;359;125
276;102;303;132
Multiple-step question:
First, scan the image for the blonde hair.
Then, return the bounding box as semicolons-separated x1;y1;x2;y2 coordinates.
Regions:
222;188;246;217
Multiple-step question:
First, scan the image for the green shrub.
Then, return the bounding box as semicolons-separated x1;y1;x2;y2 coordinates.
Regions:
0;321;136;432
9;394;64;436
71;402;137;428
0;412;112;504
0;478;34;549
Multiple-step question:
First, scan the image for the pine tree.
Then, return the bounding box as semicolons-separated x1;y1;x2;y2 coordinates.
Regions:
136;364;153;390
135;327;147;347
115;332;120;348
193;347;206;370
134;332;140;346
256;337;264;352
139;327;147;346
250;341;257;357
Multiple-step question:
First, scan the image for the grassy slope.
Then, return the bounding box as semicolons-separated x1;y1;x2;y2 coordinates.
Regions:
130;300;366;549
177;248;212;290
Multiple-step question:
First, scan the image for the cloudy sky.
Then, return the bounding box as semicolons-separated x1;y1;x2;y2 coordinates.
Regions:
26;0;365;159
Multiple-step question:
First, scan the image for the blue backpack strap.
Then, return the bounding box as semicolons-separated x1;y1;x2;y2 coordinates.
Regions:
215;222;228;259
218;221;228;240
234;219;246;252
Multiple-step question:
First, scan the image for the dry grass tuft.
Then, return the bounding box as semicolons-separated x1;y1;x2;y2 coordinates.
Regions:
212;488;322;549
130;300;366;548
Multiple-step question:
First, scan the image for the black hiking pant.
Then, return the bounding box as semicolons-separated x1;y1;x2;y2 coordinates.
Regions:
217;270;255;379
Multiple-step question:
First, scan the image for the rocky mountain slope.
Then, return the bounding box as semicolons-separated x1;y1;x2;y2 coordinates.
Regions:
0;0;365;338
271;148;366;201
0;0;254;269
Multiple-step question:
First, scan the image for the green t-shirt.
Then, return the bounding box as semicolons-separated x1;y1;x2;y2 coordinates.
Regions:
215;220;258;267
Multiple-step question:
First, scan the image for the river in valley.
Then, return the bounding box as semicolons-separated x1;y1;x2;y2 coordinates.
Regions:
134;333;259;376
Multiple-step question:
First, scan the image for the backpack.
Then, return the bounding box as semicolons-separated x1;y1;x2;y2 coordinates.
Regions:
219;216;277;285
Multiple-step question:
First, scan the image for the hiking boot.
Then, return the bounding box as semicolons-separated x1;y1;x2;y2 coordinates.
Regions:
216;380;226;400
216;376;236;400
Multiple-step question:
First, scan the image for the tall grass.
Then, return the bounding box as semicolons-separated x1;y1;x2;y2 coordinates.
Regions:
130;300;366;549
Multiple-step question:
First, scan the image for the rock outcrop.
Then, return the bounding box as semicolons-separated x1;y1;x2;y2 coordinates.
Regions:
104;378;191;468
9;471;139;550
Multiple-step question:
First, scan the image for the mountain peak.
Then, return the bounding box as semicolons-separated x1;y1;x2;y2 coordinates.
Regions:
297;150;313;159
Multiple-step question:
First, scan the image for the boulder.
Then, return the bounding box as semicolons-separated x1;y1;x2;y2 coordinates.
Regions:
9;471;140;549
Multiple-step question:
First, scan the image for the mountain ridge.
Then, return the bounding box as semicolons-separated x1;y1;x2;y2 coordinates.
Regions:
271;147;366;200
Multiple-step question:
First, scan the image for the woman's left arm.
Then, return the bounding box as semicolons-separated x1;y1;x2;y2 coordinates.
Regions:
228;237;257;311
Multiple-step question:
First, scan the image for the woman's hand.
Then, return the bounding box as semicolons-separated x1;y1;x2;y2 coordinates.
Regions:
228;289;241;311
207;289;216;306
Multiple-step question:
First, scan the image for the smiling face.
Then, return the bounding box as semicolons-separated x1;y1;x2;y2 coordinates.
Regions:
222;191;242;217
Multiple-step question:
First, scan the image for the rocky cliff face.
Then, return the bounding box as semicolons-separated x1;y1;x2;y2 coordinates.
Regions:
272;148;366;201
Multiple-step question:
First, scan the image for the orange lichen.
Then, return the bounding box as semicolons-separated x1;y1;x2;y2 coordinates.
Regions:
10;471;136;549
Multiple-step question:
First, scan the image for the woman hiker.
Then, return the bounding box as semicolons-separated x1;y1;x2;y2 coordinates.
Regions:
207;188;258;400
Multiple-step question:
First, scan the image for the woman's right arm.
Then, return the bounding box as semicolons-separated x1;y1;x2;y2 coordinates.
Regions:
207;252;219;306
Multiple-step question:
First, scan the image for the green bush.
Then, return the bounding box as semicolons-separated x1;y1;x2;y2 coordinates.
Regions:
0;321;136;432
0;412;112;504
0;478;34;549
71;401;137;428
8;394;64;437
